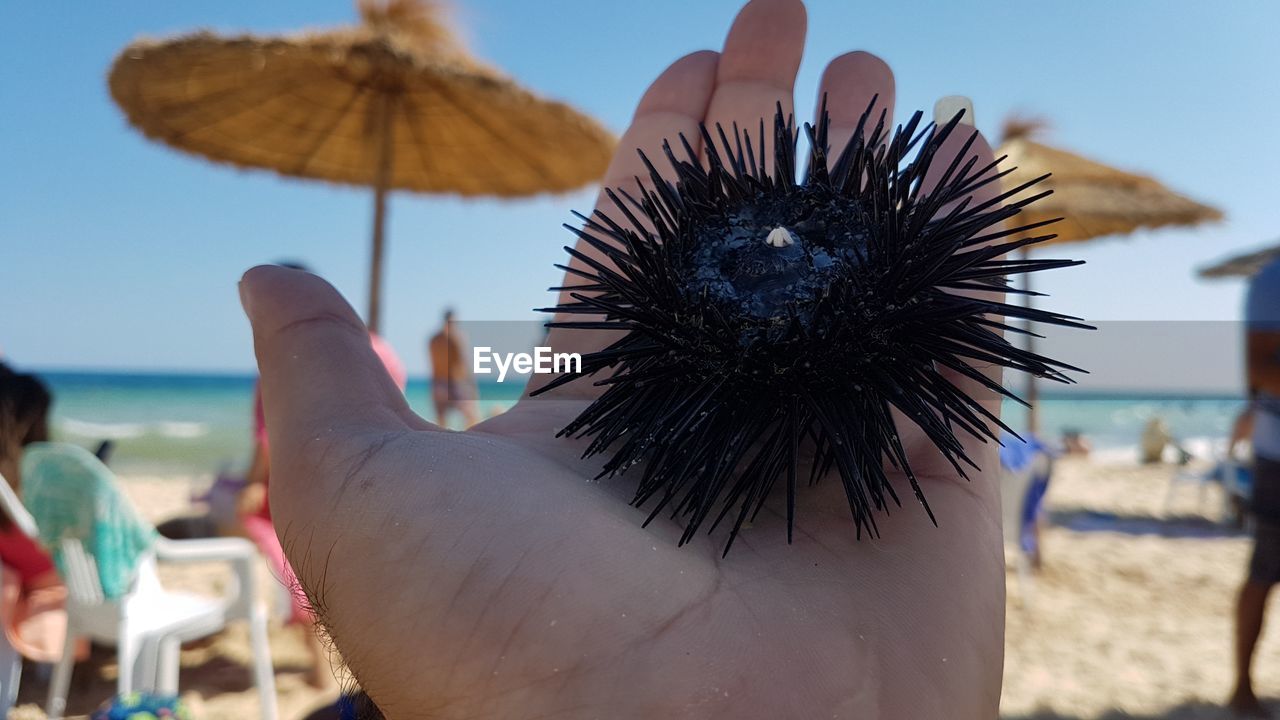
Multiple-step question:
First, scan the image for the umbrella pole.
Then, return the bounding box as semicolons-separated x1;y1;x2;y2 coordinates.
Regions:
1022;246;1040;435
367;96;396;334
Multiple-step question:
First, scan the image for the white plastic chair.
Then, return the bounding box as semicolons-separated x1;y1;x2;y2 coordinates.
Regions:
1163;439;1247;523
11;444;278;720
1000;459;1037;607
44;537;279;719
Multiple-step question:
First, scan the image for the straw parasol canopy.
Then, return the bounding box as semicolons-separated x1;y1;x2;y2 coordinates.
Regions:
999;118;1223;247
997;117;1223;432
1199;241;1280;279
109;0;616;332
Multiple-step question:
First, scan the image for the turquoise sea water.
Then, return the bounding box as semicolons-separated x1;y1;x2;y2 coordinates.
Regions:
42;371;523;475
37;371;1246;476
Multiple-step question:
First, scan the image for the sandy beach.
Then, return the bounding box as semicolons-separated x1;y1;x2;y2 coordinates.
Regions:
1002;456;1277;719
6;456;1276;719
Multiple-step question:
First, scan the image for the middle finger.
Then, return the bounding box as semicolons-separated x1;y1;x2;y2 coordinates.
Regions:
701;0;807;171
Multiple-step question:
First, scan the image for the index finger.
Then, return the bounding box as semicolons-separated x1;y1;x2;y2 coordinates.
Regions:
536;52;720;387
554;51;718;309
596;51;720;198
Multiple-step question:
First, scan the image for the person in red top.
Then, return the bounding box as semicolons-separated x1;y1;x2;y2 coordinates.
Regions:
235;275;409;687
0;366;74;663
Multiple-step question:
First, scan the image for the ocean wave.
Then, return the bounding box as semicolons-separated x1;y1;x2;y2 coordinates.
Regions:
59;418;147;439
158;422;208;439
1087;435;1225;467
58;418;208;440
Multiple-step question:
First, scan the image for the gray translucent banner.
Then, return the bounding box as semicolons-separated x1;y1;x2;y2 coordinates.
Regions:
442;320;1248;395
432;320;1250;452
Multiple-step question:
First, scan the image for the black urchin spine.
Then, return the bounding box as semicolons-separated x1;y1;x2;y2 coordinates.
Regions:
534;98;1088;554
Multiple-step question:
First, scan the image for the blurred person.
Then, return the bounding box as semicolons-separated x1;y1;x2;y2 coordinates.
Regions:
1216;400;1258;530
1141;416;1191;465
236;265;408;688
1231;399;1256;462
1232;257;1280;717
0;366;49;484
427;308;479;428
1140;416;1171;463
0;366;77;665
1061;428;1091;457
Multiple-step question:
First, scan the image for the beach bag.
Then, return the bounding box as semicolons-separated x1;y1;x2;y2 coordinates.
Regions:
91;691;194;719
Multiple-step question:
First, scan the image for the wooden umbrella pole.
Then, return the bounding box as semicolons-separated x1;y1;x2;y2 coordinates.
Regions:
367;93;396;334
1022;245;1040;434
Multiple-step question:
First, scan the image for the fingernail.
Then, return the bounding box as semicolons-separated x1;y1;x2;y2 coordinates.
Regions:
934;95;974;126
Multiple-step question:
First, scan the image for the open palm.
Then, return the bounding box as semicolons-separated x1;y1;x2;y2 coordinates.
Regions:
241;1;1006;717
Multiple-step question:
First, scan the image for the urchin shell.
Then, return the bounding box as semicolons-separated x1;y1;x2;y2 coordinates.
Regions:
534;99;1087;554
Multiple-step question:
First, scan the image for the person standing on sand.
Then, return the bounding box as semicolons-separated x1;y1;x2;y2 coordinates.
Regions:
1231;255;1280;718
428;308;479;428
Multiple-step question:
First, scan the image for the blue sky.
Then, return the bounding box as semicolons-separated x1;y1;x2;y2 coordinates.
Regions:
2;0;1278;377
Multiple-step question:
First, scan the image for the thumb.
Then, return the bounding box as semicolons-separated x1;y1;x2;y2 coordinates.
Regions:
239;266;429;468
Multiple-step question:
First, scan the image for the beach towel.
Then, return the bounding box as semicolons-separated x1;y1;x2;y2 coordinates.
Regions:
91;692;193;720
20;443;156;600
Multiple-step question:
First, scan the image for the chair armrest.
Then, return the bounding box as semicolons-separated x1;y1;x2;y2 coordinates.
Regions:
153;536;256;563
154;537;259;619
0;472;39;540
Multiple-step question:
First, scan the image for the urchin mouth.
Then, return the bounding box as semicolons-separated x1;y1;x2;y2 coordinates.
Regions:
718;228;817;302
765;225;796;247
685;202;867;326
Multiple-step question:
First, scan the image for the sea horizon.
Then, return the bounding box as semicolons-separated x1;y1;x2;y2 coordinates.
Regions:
11;367;1247;479
26;366;1249;401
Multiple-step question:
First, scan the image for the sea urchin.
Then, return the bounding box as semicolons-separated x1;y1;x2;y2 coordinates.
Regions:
533;99;1087;554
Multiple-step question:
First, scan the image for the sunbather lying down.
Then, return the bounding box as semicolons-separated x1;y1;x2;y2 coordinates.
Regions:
239;1;1007;717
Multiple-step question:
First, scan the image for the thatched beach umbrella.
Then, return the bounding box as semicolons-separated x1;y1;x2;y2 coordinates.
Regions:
109;0;615;332
1199;241;1280;279
999;120;1223;246
997;118;1223;430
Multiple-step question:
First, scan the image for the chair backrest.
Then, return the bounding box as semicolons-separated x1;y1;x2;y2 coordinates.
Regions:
2;470;111;607
58;537;107;606
20;443;157;602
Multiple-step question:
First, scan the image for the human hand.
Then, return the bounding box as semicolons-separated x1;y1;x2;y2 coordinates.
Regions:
240;1;1005;717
